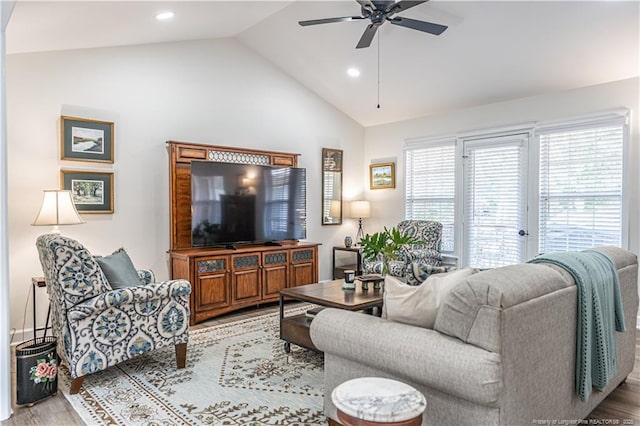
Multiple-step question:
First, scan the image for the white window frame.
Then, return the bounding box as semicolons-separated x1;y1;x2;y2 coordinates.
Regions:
533;111;630;251
402;110;629;266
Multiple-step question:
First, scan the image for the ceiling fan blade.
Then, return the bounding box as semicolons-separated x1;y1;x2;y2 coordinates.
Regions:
386;0;428;14
390;16;447;35
299;16;364;26
356;24;378;49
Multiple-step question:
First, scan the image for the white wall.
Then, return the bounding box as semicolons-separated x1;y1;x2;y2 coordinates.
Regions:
364;77;640;255
6;38;365;338
1;1;15;420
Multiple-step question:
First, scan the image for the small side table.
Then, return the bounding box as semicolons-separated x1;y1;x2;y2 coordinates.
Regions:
332;246;363;279
331;377;426;426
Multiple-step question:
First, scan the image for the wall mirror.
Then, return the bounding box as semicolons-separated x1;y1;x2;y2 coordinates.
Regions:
322;148;343;225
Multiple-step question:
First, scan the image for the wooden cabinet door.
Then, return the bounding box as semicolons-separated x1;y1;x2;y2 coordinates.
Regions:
290;247;317;287
231;253;261;304
195;256;230;311
262;251;289;301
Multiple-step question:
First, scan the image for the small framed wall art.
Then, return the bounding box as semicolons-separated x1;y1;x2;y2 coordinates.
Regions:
369;162;395;190
61;170;114;214
61;116;114;163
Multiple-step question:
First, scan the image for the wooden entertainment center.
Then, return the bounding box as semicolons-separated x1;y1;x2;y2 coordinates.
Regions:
167;141;319;325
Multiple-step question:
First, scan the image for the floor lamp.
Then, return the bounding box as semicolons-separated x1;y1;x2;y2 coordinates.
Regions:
350;200;370;244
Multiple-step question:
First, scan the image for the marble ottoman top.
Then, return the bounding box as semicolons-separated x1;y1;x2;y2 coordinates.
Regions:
331;377;427;423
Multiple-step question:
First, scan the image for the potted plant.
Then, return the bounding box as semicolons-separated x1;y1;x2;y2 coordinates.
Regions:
360;227;420;276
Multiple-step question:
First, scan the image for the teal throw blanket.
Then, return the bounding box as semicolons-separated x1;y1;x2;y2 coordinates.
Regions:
528;250;625;401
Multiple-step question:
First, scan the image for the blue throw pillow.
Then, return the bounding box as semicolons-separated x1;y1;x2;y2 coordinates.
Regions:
96;248;143;289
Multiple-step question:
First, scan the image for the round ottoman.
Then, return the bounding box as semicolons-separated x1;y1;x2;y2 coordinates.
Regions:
331;377;426;426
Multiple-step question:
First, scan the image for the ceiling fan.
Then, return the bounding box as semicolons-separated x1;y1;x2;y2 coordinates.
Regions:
298;0;448;49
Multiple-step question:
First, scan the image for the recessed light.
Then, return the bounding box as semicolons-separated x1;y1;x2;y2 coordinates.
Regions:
347;68;361;78
155;11;175;21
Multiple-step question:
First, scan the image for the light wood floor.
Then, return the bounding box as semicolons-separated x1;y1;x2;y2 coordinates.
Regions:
3;304;639;426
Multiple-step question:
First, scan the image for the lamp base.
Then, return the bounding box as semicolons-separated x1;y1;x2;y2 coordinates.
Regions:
50;226;61;235
356;218;365;245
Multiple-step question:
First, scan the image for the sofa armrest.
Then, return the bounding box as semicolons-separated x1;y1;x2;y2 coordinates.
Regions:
67;279;191;322
310;308;502;405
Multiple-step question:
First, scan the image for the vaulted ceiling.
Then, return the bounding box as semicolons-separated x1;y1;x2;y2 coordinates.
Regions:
7;1;639;126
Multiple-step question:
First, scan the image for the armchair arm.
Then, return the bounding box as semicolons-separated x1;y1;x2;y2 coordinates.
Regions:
67;279;191;322
137;269;156;285
400;247;443;265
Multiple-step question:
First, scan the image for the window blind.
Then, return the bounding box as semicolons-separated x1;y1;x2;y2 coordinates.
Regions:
266;168;290;235
463;138;527;268
405;142;455;252
538;124;623;253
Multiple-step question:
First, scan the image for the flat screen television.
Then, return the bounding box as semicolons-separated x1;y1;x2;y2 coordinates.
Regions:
191;161;307;247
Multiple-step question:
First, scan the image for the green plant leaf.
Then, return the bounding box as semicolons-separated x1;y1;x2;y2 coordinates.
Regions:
359;226;421;273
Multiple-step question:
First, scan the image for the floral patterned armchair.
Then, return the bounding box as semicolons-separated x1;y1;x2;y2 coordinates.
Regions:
36;234;191;394
363;220;444;283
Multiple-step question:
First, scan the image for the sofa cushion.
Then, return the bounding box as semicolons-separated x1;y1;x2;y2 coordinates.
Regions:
96;248;143;289
434;263;572;353
310;308;503;405
383;268;478;329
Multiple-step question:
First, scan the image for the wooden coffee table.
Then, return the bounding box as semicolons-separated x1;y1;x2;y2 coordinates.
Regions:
279;279;383;353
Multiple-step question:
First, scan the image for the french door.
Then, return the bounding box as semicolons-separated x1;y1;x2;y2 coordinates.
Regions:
462;134;529;268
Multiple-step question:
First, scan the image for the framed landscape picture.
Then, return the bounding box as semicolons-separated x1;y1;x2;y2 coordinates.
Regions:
370;162;395;190
61;116;114;163
61;170;114;214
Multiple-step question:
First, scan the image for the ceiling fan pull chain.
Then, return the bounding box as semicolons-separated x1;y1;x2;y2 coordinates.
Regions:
377;29;381;109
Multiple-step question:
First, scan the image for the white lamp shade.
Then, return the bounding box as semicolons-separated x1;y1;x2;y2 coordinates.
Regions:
350;200;371;219
32;190;85;227
329;200;342;217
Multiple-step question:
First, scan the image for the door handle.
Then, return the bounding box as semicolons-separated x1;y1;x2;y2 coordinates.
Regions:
518;230;529;236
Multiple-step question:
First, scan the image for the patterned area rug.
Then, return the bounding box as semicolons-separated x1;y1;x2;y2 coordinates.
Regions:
59;305;326;425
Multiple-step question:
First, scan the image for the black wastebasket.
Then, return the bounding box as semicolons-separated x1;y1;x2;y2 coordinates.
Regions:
15;336;58;405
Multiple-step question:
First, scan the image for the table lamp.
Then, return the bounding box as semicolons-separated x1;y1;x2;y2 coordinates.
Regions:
349;200;370;244
32;190;85;234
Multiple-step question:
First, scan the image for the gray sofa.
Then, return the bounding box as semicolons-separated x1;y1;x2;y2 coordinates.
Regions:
310;247;638;425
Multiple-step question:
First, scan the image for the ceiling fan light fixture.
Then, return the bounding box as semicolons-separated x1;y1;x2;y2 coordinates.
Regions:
347;67;361;77
155;11;175;21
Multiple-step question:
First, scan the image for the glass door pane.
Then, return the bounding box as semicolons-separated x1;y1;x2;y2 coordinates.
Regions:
463;135;528;268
